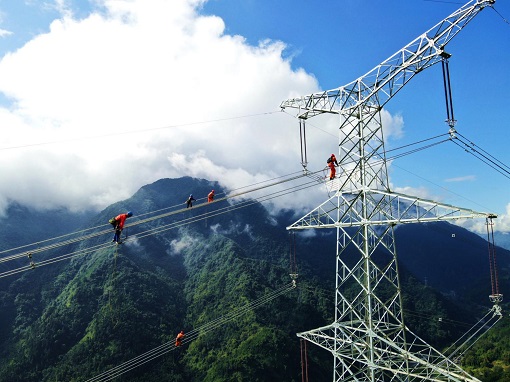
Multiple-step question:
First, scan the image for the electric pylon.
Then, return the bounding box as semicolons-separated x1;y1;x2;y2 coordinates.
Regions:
281;1;496;381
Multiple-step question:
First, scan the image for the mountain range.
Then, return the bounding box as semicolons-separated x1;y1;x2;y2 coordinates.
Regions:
0;177;508;381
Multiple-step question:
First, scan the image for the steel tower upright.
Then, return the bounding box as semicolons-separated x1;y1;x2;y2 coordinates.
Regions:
281;1;496;381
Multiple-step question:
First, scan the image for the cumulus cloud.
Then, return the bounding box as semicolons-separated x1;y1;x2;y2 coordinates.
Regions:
381;109;404;140
2;0;486;235
0;0;327;214
0;0;322;215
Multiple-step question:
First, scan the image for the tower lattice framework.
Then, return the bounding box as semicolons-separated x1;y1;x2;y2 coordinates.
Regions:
282;1;496;381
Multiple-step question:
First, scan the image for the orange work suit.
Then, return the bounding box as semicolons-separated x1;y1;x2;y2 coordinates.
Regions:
328;161;336;180
175;331;185;347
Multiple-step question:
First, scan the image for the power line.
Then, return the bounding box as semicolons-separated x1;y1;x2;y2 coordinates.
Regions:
0;173;323;279
456;132;510;173
86;282;296;382
1;129;497;274
0;111;281;151
450;135;510;180
492;6;510;26
0;169;313;260
0;169;305;257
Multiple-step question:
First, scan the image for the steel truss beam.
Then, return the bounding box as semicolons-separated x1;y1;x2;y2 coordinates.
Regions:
287;190;488;230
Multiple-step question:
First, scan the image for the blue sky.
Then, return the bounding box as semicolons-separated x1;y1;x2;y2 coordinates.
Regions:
205;0;510;226
0;0;509;232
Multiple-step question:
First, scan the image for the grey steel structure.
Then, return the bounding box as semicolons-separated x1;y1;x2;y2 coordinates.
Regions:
280;1;496;381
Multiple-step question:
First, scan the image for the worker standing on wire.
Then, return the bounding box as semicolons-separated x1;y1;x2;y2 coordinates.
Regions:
175;330;185;347
327;153;338;180
111;211;133;244
207;190;215;203
186;194;196;208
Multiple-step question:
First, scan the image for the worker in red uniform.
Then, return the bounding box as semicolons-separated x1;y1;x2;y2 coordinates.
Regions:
328;160;336;180
175;330;185;347
112;211;133;244
327;154;338;180
327;153;338;180
207;190;215;203
328;153;339;166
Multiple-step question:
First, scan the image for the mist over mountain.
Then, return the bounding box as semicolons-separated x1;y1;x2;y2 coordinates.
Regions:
0;177;508;381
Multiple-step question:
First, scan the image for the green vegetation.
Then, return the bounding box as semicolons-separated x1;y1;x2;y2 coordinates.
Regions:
0;177;508;381
462;317;510;382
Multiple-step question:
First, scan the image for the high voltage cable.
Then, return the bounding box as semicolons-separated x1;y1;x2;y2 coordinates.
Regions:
0;131;475;270
456;133;510;173
385;133;450;155
0;111;281;151
0;169;306;257
2;129;504;276
450;138;510;180
384;138;451;162
133;178;320;239
453;133;510;178
442;308;503;361
0;130;466;260
86;282;296;382
1;128;503;276
492;6;510;26
0;168;320;264
0;242;112;278
0;176;322;279
451;315;502;360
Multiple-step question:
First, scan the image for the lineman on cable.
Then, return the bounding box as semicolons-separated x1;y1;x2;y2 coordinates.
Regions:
111;211;133;244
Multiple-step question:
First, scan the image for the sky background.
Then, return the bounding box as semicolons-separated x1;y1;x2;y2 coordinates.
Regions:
0;0;509;233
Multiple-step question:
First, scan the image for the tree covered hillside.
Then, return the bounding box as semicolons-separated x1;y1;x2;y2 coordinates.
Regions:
0;177;508;381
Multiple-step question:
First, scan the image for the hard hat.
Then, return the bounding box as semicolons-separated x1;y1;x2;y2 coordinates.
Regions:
127;211;133;217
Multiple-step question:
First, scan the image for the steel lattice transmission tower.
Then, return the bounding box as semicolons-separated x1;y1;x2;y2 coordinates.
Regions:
281;1;496;381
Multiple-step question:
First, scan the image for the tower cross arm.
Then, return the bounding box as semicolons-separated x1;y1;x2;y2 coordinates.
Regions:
280;0;495;119
286;190;496;230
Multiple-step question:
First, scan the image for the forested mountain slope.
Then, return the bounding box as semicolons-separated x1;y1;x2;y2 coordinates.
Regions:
0;177;508;381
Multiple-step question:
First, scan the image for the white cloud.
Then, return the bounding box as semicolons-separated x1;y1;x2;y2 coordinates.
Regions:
456;202;510;234
392;185;436;201
209;221;254;239
381;109;404;140
170;234;199;255
0;0;319;215
4;0;492;236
